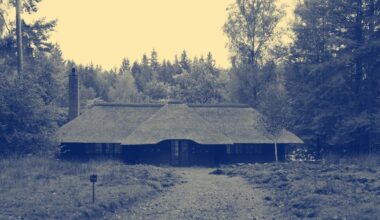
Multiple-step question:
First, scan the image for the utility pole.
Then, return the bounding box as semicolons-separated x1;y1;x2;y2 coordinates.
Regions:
16;0;23;74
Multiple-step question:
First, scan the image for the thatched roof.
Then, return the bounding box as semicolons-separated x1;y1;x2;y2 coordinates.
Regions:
190;105;303;144
121;104;233;145
58;104;163;143
58;103;303;145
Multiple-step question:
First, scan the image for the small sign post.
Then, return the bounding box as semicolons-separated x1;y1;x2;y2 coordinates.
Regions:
90;174;97;203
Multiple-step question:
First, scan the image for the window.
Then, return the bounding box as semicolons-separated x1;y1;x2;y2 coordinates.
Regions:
254;145;262;154
246;145;254;154
85;144;94;154
114;144;122;154
235;144;243;154
226;145;232;154
85;143;123;155
171;140;180;165
173;141;179;157
105;144;113;154
95;143;102;154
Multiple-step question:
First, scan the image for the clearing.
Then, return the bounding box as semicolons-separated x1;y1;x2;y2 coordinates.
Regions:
111;168;280;220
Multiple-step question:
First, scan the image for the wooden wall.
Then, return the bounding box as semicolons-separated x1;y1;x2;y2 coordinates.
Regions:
61;141;286;165
60;143;123;160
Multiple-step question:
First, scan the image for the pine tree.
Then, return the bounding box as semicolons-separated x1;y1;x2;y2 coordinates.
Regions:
150;49;159;72
285;0;380;155
119;58;130;74
180;50;191;72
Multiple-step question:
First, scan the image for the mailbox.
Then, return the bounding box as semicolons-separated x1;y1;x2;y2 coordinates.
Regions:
90;174;97;203
90;174;97;183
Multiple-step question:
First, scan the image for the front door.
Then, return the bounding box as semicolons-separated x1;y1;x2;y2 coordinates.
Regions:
171;140;189;166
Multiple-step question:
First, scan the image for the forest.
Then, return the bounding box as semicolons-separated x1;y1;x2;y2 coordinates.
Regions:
0;0;379;157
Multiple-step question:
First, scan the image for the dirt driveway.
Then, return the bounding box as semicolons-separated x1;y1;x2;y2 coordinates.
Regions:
111;168;278;220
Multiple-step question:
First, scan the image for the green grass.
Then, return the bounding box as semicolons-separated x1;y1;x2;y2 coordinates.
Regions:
217;154;380;219
0;156;180;220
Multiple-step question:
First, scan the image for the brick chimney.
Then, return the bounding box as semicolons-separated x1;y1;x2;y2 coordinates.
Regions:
68;67;80;121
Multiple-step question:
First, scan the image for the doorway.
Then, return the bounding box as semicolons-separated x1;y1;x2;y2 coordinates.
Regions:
171;140;189;166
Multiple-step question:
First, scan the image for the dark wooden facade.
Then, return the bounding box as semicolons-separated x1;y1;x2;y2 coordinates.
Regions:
61;143;124;160
61;140;286;166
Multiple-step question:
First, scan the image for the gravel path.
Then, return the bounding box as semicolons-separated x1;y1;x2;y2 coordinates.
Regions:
111;168;277;220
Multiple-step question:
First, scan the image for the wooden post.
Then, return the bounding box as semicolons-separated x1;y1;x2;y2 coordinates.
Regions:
274;142;279;162
16;0;23;74
92;182;95;203
89;174;97;203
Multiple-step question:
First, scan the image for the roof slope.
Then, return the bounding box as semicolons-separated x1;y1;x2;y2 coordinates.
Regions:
58;104;163;143
58;103;303;145
191;105;303;144
121;104;233;145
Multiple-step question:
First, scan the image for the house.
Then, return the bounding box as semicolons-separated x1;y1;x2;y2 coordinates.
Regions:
58;68;303;166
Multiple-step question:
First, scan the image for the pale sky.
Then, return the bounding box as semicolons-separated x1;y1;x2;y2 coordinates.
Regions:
19;0;296;70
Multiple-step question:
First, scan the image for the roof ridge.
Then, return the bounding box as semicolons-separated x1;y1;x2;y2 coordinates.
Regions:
94;103;165;107
188;104;251;108
94;102;252;108
121;103;168;142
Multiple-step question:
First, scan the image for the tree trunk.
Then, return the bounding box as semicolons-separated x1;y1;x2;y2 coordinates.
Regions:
368;0;374;34
16;0;23;74
354;0;363;96
354;0;365;154
274;141;278;162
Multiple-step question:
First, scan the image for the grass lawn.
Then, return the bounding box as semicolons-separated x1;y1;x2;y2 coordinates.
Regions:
216;155;380;219
0;156;180;220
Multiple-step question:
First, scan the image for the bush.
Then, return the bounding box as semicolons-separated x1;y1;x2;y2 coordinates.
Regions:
0;73;60;155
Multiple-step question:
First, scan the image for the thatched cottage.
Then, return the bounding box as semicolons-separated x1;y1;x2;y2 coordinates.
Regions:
58;69;303;166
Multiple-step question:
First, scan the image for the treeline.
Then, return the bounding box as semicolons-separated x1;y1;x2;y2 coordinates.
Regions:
0;0;379;157
287;0;380;155
71;50;228;107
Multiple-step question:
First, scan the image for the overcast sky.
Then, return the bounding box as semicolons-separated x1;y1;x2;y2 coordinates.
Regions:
19;0;296;70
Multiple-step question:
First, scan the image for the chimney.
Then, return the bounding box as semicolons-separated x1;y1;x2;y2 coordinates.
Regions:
68;67;80;121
